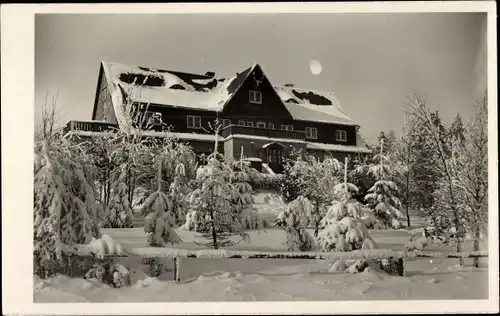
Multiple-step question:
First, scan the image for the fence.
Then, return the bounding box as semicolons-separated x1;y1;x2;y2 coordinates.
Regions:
68;245;488;283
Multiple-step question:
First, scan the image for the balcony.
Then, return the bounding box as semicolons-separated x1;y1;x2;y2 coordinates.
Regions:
220;124;306;141
65;120;118;133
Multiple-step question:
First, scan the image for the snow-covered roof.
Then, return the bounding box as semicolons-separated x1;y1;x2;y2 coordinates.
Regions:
100;61;359;129
102;61;248;113
242;157;263;162
262;141;286;149
65;127;370;154
274;86;358;126
64;130;223;142
306;141;372;154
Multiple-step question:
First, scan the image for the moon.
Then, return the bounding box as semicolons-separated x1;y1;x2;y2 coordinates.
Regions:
309;59;323;75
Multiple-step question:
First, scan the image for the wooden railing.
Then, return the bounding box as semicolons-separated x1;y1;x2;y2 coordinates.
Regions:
66;243;488;283
65;120;118;133
221;124;306;141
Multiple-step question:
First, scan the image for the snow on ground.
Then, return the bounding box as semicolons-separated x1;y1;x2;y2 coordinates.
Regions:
34;225;489;302
34;255;488;302
34;189;489;303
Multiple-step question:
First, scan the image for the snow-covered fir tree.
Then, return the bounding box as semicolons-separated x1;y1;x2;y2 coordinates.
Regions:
317;158;377;252
363;136;405;229
168;163;190;226
103;164;133;228
275;196;316;251
185;119;253;248
34;137;101;277
142;156;182;247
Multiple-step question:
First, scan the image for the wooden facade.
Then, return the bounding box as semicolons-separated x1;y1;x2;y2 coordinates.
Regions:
66;62;370;174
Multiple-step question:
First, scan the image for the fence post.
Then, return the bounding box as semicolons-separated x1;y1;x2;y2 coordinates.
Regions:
397;257;405;277
173;257;181;283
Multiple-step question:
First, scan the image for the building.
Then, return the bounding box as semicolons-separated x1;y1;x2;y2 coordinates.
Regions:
65;61;371;173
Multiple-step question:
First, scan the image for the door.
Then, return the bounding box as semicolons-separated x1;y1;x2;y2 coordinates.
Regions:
267;146;283;174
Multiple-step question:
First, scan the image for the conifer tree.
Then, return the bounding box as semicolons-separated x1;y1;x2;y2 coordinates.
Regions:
143;155;182;247
364;137;405;229
34;136;101;277
186;119;252;248
317;158;377;251
275;196;316;251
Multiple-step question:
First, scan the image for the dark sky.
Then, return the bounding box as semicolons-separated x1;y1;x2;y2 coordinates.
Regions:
35;13;487;143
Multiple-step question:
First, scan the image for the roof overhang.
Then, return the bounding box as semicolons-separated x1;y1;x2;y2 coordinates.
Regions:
262;141;286;149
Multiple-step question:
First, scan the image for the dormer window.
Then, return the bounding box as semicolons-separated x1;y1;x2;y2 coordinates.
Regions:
187;115;201;129
170;84;186;90
268;123;275;129
238;120;245;126
249;90;262;104
256;121;266;129
247;121;254;127
336;130;347;142
306;127;318;139
285;98;299;104
281;124;293;131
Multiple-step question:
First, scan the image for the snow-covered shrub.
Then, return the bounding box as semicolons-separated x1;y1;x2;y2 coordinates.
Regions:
34;138;101;278
330;258;401;275
144;204;182;247
84;261;131;288
240;210;270;230
281;154;342;236
275;196;316;251
406;227;434;251
141;258;164;277
250;173;285;190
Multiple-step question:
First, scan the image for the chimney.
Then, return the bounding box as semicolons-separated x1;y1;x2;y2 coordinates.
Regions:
205;71;215;78
285;83;294;87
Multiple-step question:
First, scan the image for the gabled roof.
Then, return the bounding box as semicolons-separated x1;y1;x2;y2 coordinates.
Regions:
100;61;358;127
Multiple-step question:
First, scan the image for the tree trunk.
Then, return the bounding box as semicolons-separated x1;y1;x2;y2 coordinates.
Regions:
314;205;320;237
473;225;481;268
405;174;411;228
106;169;111;205
210;210;218;249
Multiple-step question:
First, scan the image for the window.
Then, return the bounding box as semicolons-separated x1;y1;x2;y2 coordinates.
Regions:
247;121;254;127
249;90;262;104
336;130;347;142
221;119;231;128
238;120;246;126
187;115;201;129
268;123;274;129
306;127;318;139
281;124;293;131
256;121;266;129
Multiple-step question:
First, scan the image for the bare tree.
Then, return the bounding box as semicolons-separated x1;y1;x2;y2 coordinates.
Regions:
404;91;465;265
450;90;488;267
36;92;64;141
